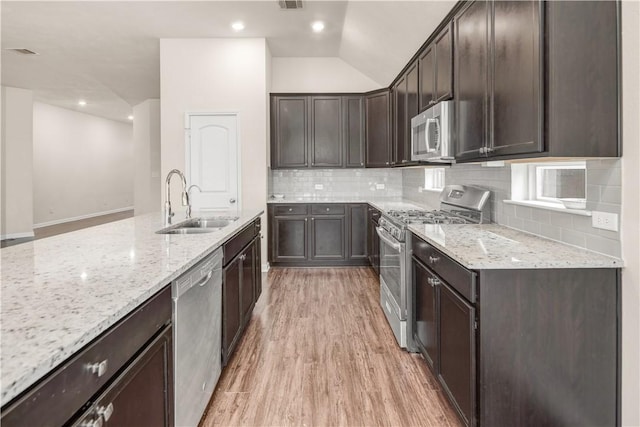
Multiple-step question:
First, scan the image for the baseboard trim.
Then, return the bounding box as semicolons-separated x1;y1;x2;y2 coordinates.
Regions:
1;231;35;240
33;206;134;229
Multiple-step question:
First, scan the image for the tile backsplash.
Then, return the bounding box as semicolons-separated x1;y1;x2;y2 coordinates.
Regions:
270;168;402;199
402;160;622;257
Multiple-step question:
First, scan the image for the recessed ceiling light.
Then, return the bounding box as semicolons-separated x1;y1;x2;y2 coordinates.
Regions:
127;115;134;121
231;21;245;31
312;21;325;33
78;100;87;106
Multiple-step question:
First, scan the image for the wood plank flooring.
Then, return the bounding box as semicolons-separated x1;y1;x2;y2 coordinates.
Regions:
201;267;461;427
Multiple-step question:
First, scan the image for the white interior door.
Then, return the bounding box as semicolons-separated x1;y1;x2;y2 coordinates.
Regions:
186;113;239;211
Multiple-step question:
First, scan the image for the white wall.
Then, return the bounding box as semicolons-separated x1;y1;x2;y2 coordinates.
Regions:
271;57;380;93
32;102;133;226
1;86;34;239
133;99;161;215
621;1;640;425
160;38;269;261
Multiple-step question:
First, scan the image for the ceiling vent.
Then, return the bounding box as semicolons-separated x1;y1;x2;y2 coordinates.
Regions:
278;0;303;10
5;48;39;55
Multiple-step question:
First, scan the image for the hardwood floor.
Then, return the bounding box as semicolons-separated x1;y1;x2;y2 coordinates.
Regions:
202;267;461;427
33;210;134;240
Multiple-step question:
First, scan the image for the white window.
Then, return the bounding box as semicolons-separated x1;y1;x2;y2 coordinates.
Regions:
424;167;445;191
533;164;586;203
510;161;587;209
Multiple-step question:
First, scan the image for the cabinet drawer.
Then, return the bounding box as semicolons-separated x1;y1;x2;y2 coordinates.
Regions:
223;220;258;265
1;286;171;427
273;204;308;216
412;234;476;303
311;204;345;215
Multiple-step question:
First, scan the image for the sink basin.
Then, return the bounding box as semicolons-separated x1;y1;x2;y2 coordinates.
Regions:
155;216;239;235
179;217;239;229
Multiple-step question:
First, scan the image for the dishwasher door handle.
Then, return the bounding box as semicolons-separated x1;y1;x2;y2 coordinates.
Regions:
195;271;213;287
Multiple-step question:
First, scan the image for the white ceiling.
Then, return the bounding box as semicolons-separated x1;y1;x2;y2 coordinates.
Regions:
1;1;456;123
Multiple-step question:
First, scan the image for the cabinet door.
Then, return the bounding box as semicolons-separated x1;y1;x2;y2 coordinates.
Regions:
413;260;438;372
223;257;242;364
254;235;262;303
439;283;476;427
405;61;419;165
365;90;391;167
240;240;257;326
272;216;308;262
72;326;173;427
393;75;407;166
454;0;489;162
348;204;368;261
435;22;454;102
343;96;365;168
491;0;542;157
310;96;343;167
271;96;308;168
309;215;346;261
419;45;436;112
367;207;381;272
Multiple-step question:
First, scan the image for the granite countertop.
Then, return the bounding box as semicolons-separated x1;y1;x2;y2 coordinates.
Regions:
0;209;263;406
408;223;623;270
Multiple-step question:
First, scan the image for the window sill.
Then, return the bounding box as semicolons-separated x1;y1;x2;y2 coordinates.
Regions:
503;199;592;217
421;188;443;193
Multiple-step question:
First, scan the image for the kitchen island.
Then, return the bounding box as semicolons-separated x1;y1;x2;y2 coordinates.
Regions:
0;209;263;408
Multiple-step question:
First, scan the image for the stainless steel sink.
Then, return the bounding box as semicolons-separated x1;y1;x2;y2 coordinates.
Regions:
179;217;239;229
156;216;239;235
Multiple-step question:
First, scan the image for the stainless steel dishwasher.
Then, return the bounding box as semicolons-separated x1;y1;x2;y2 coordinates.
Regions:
173;248;222;427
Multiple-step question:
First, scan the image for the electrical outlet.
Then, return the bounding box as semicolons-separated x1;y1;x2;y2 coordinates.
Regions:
376;183;385;190
592;211;619;232
314;184;324;190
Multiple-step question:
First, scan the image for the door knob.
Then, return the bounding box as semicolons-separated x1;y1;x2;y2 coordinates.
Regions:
229;198;236;204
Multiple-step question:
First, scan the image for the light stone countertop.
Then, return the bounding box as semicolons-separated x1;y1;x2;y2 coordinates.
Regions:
0;209;263;406
408;223;623;270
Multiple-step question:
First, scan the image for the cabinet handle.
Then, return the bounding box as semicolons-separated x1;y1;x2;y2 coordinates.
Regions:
385;162;390;165
240;254;247;261
326;208;330;212
97;403;115;422
288;208;293;212
311;217;315;221
428;255;440;264
304;218;308;222
427;277;441;287
360;162;364;166
196;271;213;287
86;360;108;377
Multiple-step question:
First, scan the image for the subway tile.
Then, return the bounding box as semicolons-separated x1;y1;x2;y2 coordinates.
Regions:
588;167;621;186
538;225;563;241
587;185;601;202
560;228;587;248
521;219;542;235
597;228;621;240
585;235;621;257
515;206;533;220
591;202;621;214
548;211;574;228
507;216;525;230
600;186;621;205
530;208;550;224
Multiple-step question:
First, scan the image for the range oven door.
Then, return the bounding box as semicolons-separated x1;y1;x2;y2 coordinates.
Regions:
376;226;406;320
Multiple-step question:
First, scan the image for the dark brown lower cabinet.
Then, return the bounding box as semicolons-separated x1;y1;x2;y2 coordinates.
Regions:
411;233;621;427
268;203;369;267
309;216;345;261
72;325;174;427
222;222;261;365
367;206;381;273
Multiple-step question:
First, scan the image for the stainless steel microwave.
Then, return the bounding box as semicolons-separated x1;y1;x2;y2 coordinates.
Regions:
410;101;454;163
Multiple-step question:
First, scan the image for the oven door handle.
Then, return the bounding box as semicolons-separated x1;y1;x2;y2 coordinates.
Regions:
376;227;403;252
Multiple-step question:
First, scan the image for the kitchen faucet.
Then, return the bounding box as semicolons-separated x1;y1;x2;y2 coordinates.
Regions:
165;169;191;224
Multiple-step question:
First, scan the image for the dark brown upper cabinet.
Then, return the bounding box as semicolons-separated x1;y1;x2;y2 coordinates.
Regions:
310;96;343;168
454;0;619;162
343;96;366;168
393;62;419;166
270;96;308;169
454;0;489;162
270;94;365;169
365;89;392;168
419;22;454;112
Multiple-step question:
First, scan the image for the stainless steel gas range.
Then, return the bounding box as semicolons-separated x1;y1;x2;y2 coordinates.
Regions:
376;185;491;351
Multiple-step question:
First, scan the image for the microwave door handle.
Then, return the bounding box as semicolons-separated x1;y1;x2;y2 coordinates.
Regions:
426;118;439;153
434;119;441;152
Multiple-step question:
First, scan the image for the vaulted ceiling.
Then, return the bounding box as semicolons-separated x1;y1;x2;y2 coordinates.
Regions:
1;1;456;123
